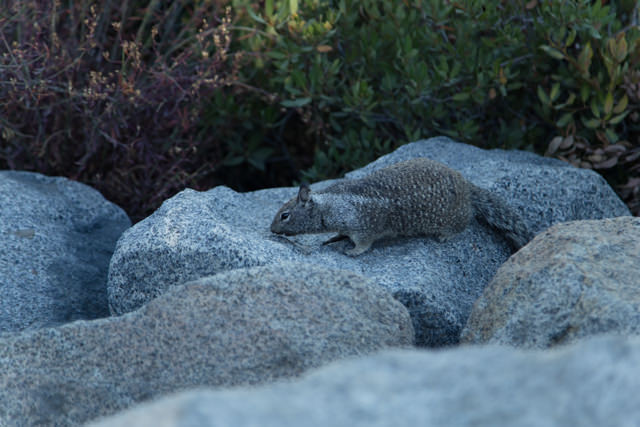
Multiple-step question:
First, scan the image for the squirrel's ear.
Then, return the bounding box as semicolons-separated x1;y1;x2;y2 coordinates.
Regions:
298;184;311;203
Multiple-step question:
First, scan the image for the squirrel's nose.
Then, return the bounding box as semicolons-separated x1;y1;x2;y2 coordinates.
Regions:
270;221;281;234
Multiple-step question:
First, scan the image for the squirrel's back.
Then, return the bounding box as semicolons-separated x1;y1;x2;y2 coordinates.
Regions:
317;158;473;239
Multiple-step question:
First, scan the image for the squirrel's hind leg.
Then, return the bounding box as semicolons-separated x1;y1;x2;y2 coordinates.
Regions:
322;234;350;245
343;233;375;256
323;233;375;256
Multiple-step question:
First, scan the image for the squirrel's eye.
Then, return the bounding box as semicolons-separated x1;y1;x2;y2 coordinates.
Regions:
280;212;290;221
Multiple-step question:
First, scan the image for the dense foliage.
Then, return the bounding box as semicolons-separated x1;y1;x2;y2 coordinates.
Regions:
1;0;638;220
1;1;243;217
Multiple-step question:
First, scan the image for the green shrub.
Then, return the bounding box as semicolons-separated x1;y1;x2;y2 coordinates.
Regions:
238;0;536;180
235;0;639;214
533;1;640;214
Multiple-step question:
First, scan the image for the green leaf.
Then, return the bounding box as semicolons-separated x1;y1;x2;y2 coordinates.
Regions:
223;155;244;167
539;45;565;60
290;69;306;89
604;128;618;143
613;95;629;114
556;112;573;128
608;110;629;125
565;28;577;47
281;97;312;108
275;4;291;24
546;136;564;155
590;98;600;118
604;92;614;116
289;0;298;15
452;92;470;102
451;61;461;79
537;85;550;105
616;35;628;63
578;43;593;75
550;83;560;103
607;37;617;58
246;7;267;25
248;147;273;171
267;51;287;60
582;117;601;129
587;25;602;40
555;93;576;109
265;0;274;17
580;84;590;103
507;82;524;91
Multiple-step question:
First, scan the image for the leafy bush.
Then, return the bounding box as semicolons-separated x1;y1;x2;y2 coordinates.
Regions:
238;0;536;180
532;1;640;214
237;0;639;214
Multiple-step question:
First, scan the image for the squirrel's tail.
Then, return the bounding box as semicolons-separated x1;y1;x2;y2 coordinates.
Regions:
470;184;531;251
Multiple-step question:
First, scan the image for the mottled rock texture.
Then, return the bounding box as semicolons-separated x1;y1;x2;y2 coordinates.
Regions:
462;217;640;348
0;171;130;334
0;263;412;426
91;335;640;427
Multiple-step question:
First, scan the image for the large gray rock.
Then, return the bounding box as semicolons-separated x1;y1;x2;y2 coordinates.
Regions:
0;171;130;334
461;217;640;348
91;334;640;427
107;137;630;346
0;263;412;426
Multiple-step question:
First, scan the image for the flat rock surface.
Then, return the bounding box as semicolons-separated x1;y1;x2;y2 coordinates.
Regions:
91;334;640;427
107;137;630;346
0;171;130;334
0;263;412;426
461;217;640;348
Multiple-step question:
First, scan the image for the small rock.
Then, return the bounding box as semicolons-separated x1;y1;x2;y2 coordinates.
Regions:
0;171;130;334
461;217;640;348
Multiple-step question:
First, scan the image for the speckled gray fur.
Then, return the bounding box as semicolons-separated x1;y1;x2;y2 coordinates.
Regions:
271;158;529;255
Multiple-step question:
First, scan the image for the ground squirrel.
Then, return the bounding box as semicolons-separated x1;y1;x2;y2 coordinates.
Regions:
270;158;531;256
